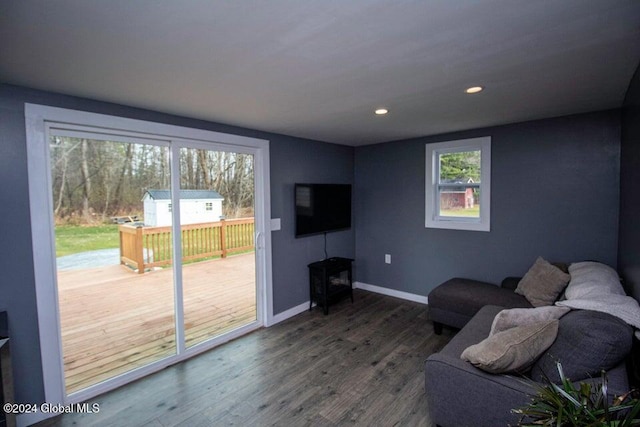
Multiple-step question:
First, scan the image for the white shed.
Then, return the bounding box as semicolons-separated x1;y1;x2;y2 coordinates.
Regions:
143;189;224;227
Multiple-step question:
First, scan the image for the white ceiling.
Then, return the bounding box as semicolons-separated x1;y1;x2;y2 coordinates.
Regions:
1;1;639;146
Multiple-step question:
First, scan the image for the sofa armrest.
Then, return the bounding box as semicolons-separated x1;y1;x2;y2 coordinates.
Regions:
424;353;630;427
501;276;521;291
425;353;535;427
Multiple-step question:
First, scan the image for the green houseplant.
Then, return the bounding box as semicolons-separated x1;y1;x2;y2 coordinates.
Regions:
513;362;640;426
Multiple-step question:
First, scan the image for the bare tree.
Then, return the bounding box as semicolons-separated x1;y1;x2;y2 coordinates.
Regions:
197;149;212;189
80;139;92;221
51;137;85;218
112;143;133;213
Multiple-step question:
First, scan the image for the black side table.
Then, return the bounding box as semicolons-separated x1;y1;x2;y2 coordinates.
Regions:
308;257;354;315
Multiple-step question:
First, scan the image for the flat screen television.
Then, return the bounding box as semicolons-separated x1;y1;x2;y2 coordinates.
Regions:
295;184;352;237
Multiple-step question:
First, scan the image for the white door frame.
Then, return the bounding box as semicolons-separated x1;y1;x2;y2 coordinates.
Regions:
24;104;274;422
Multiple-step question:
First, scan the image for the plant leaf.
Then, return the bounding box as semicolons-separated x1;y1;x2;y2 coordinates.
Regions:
514;362;640;427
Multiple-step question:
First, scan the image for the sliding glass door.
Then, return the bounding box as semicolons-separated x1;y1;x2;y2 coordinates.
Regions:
27;105;270;404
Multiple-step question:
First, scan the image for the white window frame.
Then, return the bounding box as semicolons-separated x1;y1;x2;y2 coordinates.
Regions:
425;136;491;232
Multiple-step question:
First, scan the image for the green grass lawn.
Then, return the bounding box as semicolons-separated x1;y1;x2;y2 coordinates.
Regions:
440;206;481;217
55;225;120;257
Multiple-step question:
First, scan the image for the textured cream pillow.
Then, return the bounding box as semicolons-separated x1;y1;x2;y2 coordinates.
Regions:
515;257;571;307
461;320;559;374
490;306;570;336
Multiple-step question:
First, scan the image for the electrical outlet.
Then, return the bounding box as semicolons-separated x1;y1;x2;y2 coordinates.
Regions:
385;254;391;264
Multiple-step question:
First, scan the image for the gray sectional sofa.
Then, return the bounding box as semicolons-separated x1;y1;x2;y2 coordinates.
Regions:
424;304;632;426
424;262;637;427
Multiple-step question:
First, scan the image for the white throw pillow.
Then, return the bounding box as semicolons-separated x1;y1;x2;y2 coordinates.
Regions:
565;261;624;299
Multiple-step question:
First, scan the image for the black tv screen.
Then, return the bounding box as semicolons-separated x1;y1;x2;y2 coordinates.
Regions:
295;184;352;237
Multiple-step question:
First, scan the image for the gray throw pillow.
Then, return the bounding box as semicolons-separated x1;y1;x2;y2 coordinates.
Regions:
531;310;633;383
515;257;570;307
461;320;559;374
490;306;570;336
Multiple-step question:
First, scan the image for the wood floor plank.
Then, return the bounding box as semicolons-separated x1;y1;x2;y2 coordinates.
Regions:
37;291;455;427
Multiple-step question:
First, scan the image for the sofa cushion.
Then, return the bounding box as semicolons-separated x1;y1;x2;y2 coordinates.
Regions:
461;319;559;374
490;306;570;336
515;257;570;307
429;278;531;318
530;309;633;383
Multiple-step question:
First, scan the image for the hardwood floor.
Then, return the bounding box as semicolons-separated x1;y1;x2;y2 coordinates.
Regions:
37;290;453;426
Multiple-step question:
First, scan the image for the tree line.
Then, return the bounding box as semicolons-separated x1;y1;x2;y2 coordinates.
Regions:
50;137;254;224
439;150;481;182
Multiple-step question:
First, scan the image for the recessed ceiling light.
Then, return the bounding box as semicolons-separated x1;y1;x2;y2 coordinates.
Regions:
465;86;484;94
375;108;388;115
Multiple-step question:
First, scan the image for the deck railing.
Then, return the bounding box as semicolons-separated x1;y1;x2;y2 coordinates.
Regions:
119;218;255;273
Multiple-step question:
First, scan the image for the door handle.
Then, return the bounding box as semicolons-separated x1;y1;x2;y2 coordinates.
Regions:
255;231;264;250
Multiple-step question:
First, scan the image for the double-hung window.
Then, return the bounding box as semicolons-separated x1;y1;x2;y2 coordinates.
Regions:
425;136;491;231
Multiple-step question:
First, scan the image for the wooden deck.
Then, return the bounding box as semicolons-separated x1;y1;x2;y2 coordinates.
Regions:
57;253;256;394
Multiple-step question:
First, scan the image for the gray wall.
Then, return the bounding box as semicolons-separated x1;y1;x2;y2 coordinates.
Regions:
619;62;640;299
354;111;621;295
270;137;354;313
0;84;354;404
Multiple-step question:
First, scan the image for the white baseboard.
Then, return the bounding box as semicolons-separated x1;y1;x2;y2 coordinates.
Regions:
268;282;428;326
268;300;312;326
354;281;428;305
